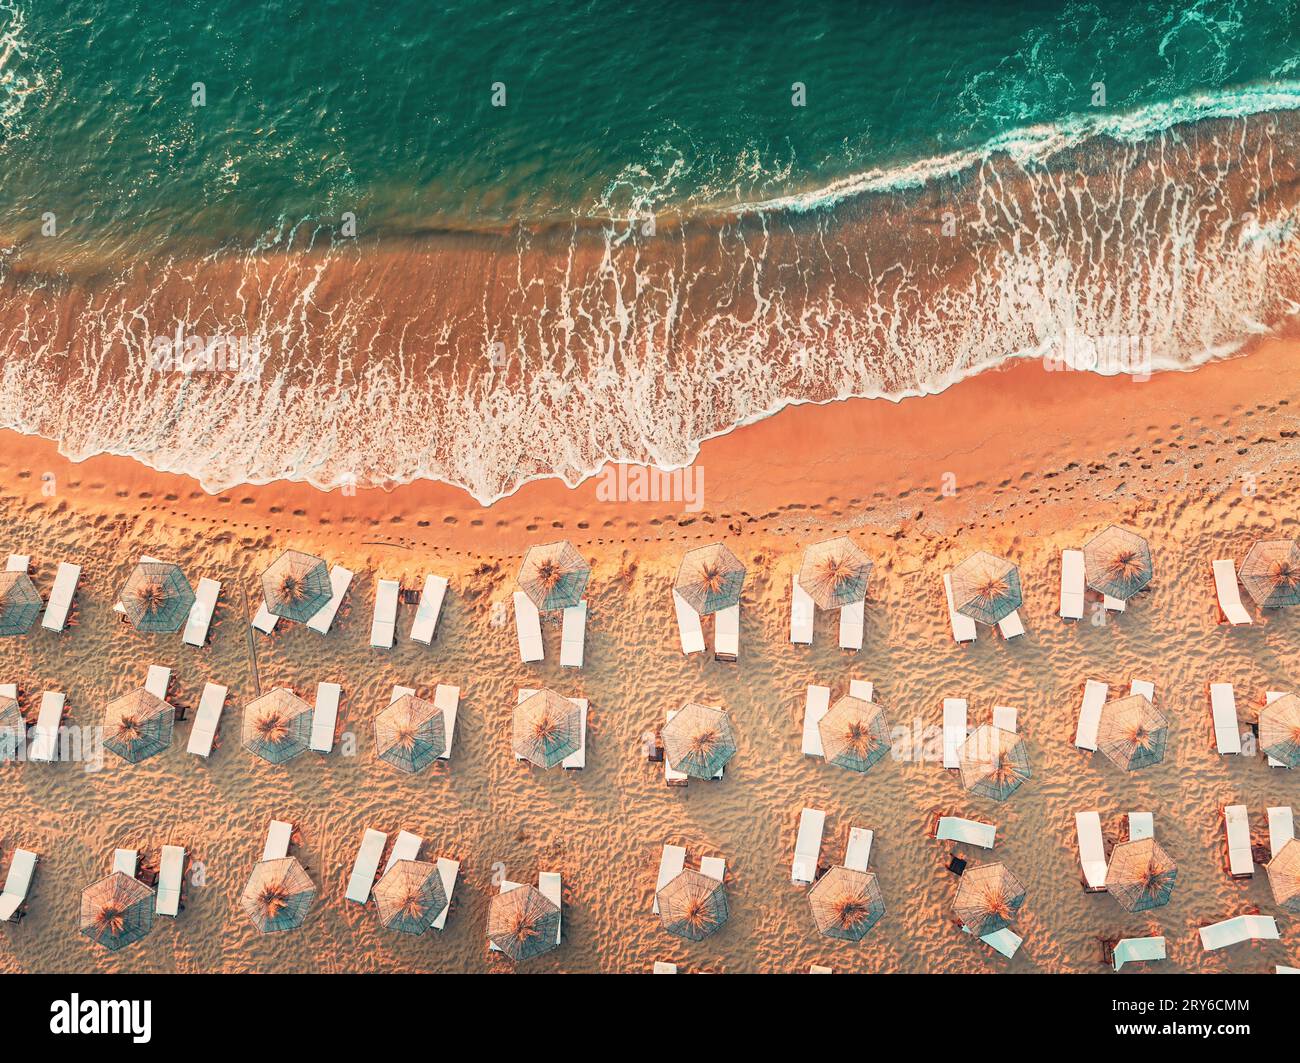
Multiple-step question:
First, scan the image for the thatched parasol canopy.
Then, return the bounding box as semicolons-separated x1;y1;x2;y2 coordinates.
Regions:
375;694;446;774
1259;692;1300;768
656;868;729;941
1266;839;1300;912
517;541;590;612
0;572;42;636
1097;694;1168;771
119;561;195;633
240;857;316;933
798;537;872;610
808;866;885;941
512;689;582;768
818;695;890;774
959;724;1031;801
0;695;24;761
242;688;314;765
953;862;1026;936
674;543;745;615
80;872;155;951
104;688;174;764
260;550;332;623
1105;838;1177;912
1083;525;1153;602
950;552;1022;626
1239;539;1300;609
662;703;736;779
487;885;561;961
373;859;448;934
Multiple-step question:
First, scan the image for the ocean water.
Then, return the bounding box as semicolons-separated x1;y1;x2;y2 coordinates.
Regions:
1;0;1299;501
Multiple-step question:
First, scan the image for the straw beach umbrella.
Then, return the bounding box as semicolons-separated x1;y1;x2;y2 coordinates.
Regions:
512;688;582;768
242;688;313;765
375;693;446;773
808;866;885;941
103;688;174;764
0;695;23;761
240;857;315;933
1097;694;1168;771
487;884;561;961
950;552;1021;626
798;537;872;610
959;724;1031;801
1239;539;1300;609
0;572;42;636
119;561;195;633
1083;525;1153;602
1266;840;1300;912
818;695;890;774
261;550;332;623
517;541;590;612
1105;838;1177;913
1259;692;1300;768
80;872;155;951
656;868;729;941
662;703;736;780
953;862;1025;936
373;860;448;934
674;543;745;615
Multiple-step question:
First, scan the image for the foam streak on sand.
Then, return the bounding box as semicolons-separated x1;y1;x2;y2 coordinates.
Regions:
1;106;1300;503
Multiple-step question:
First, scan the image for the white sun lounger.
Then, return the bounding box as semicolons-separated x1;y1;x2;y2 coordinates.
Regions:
801;685;831;757
839;599;865;651
792;808;826;884
653;962;678;974
809;965;833;974
518;688;586;769
942;698;968;769
943;572;977;643
384;831;422;875
408;573;448;644
186;683;227;757
306;565;354;635
29;691;65;763
974;927;1023;958
1104;594;1126;612
345;828;388;904
1113;936;1166;971
391;685;415;702
560;601;587;668
1224;805;1254;878
431;857;459;930
992;705;1017;732
1210;683;1242;754
262;820;293;862
434;684;459;758
714;603;739;662
113;848;138;876
673;590;705;655
252;599;279;634
844;827;873;872
997;610;1025;639
0;849;36;921
1074;680;1108;751
790;575;814;646
1268;807;1295;858
182;578;221;647
1060;549;1084;620
1130;679;1154;701
369;579;401;649
156;845;185;917
309;682;341;753
1075;812;1108;892
538;871;562;944
1200;914;1279;951
935;816;996;849
41;562;80;632
5;555;28;573
848;678;873;701
0;683;15;699
1213;559;1252;625
514;591;544;663
1277;965;1300;974
144;665;170;700
1265;690;1291;768
699;856;725;882
1128;812;1154;841
653;844;687;915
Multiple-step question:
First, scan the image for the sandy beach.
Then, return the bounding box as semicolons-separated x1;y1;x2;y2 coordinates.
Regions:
1;334;1299;973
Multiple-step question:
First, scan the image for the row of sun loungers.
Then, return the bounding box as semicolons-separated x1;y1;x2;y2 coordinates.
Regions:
513;590;589;665
516;688;584;769
789;574;865;650
490;872;562;951
801;679;872;757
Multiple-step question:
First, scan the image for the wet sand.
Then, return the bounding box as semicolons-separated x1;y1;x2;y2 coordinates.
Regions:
0;336;1298;972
